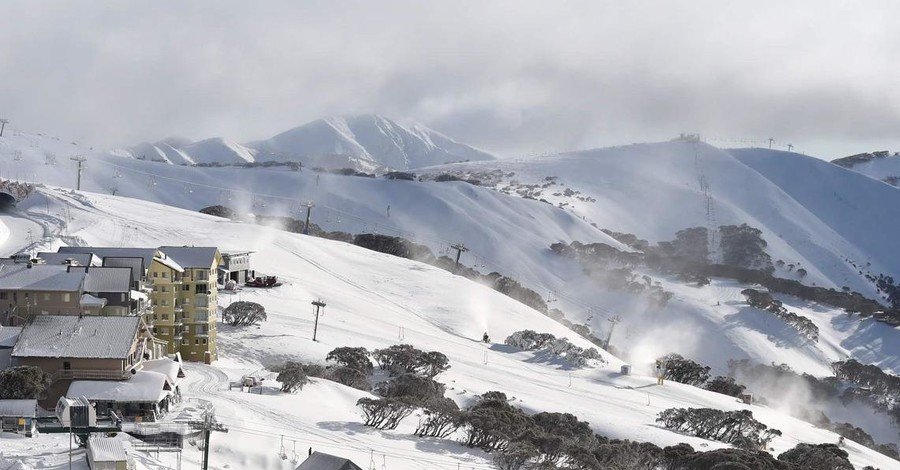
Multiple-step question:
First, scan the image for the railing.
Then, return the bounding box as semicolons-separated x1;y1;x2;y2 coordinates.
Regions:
52;369;132;381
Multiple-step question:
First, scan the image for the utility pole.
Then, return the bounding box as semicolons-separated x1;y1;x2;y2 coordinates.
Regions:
311;299;326;341
302;201;315;235
189;410;228;470
450;243;468;272
0;119;8;137
768;138;774;149
70;156;86;190
604;315;621;350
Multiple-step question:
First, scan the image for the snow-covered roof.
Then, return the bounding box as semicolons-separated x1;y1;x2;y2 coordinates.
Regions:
296;452;363;470
158;246;220;268
12;315;139;359
0;264;84;291
130;290;148;301
0;326;21;348
139;358;184;384
69;370;170;403
88;436;128;462
79;293;107;308
153;255;184;273
0;399;37;417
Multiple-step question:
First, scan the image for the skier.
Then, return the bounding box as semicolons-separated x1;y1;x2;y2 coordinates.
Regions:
655;360;665;385
482;332;490;343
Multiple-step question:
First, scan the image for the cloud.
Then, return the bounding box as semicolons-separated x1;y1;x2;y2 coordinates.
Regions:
0;1;899;159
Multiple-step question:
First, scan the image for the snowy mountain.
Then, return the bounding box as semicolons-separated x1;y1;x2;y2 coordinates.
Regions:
3;129;900;467
1;187;899;470
118;115;496;172
832;150;900;187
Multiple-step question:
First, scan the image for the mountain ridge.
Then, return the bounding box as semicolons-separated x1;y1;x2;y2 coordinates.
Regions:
118;114;496;171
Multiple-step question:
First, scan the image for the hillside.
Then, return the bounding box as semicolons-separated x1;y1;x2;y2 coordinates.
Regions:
4;131;900;462
831;151;900;187
116;115;496;171
1;187;899;470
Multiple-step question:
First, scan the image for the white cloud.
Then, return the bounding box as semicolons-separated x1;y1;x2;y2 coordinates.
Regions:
1;0;898;159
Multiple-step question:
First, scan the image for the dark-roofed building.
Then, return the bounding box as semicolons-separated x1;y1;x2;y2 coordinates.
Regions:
158;246;221;363
0;325;21;370
0;263;147;326
0;264;92;325
35;252;100;267
11;315;160;406
296;452;364;470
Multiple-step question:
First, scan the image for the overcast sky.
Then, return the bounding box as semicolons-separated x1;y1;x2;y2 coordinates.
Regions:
1;1;899;159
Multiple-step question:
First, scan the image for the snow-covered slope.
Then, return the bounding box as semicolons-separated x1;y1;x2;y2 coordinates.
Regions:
832;151;900;187
249;115;497;171
2;187;898;470
115;115;496;172
423;142;900;298
4;130;900;454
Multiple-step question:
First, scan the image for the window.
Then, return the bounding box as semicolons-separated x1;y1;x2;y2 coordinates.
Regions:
62;293;71;302
196;284;208;294
195;325;206;335
160;299;168;306
181;338;189;345
196;270;209;281
162;272;168;278
160;328;169;335
182;285;190;291
195;339;200;345
162;314;169;320
161;286;168;292
43;293;51;301
195;296;208;308
153;272;158;278
0;292;7;300
202;338;208;345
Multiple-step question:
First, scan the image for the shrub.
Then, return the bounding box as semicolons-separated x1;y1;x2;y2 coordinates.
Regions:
276;361;309;393
777;443;853;470
659;354;711;386
223;301;267;327
375;374;445;404
0;365;49;399
656;407;781;449
357;397;415;429
371;344;451;377
326;366;370;391
505;330;556;350
326;347;373;374
415;397;463;438
704;376;746;397
461;392;534;452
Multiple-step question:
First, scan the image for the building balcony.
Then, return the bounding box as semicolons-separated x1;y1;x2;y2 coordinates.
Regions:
52;369;132;381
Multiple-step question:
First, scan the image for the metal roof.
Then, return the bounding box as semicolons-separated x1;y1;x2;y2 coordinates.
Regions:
0;399;37;417
57;247;158;274
12;315;140;359
296;452;364;470
102;257;146;282
88;436;128;462
158;246;220;268
80;266;133;293
0;264;85;292
36;252;99;266
0;326;21;348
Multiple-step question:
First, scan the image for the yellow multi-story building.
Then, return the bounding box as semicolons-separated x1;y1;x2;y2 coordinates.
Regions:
159;246;222;364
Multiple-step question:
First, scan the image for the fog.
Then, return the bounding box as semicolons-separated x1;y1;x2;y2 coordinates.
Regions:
1;1;899;158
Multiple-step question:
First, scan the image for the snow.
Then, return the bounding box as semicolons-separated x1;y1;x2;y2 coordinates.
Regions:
68;370;169;403
2;129;900;468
